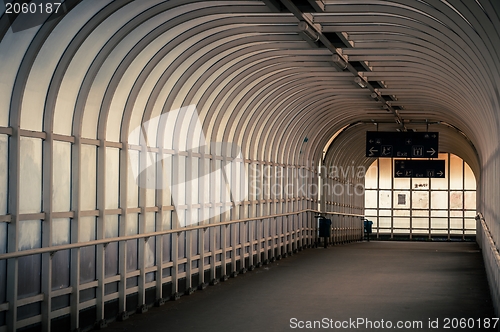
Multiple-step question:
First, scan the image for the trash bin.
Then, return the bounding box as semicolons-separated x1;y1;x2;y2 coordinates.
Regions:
319;218;332;238
317;217;332;248
364;219;373;241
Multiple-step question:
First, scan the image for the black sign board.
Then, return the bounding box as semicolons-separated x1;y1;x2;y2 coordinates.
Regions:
366;131;439;158
394;160;445;178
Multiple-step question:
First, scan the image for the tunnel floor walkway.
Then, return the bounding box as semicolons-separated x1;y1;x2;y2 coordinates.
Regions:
105;241;496;332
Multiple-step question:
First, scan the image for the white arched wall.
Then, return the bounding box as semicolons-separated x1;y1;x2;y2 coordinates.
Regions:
0;0;499;330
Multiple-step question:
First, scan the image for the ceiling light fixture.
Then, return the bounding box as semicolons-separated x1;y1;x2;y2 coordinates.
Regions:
298;21;319;42
354;76;367;88
332;54;347;70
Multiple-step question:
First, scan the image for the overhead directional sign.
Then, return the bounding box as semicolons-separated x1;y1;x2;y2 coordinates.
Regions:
394;160;445;178
366;131;439;158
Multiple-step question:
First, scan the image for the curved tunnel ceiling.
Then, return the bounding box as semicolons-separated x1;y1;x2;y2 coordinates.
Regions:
1;0;499;172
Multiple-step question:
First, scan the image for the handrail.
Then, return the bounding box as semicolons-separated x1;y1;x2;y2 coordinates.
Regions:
0;209;363;260
477;212;500;256
313;210;365;218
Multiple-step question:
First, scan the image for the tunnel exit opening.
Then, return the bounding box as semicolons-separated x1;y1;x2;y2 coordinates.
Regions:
364;153;477;241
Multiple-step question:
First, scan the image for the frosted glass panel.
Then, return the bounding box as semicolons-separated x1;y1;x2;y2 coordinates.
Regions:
18;220;41;251
431;218;448;229
79;217;96;242
465;191;476;210
0;223;6;253
430;176;448;190
189;156;199;204
394;209;410;217
450;219;463;229
81;144;97;210
0;135;7;214
145;153;156;207
394;218;409;229
126;213;138;236
145;212;155;233
18;253;41;299
431;191;448;209
412;218;428;229
464;164;476;190
364;209;377;216
215;159;225;203
176;156;186;205
413;210;429;217
202;158;210;204
145;213;156;268
52;249;70;290
79;217;96;284
465;219;476;230
52;218;70;245
465;210;476;218
364;160;378;189
19;137;42;213
162;154;172;206
378;158;391;189
105;215;119;238
449;191;463;209
365;190;377;208
105;148;120;209
449;155;463;189
412;191;428;209
105;215;119;277
431;210;447;217
0;223;6;303
53;141;71;212
394;178;409;189
379;217;391;228
128;150;139;207
412;178;429;189
379;209;391;216
379;191;391;208
162;211;172;229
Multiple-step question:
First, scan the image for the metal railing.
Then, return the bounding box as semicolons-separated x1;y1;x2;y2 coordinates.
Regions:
476;213;500;317
0;209;363;332
0;210;363;260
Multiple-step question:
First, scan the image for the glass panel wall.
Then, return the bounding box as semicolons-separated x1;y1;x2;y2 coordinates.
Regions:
364;153;476;239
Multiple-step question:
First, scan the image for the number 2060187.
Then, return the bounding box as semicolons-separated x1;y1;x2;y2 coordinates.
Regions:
443;318;499;329
5;2;62;14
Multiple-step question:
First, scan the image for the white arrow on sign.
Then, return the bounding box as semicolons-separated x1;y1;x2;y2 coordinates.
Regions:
437;171;444;176
396;171;403;176
426;148;436;156
368;147;378;156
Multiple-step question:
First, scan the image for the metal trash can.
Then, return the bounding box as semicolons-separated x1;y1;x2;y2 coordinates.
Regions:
316;217;332;248
319;218;332;238
364;219;373;241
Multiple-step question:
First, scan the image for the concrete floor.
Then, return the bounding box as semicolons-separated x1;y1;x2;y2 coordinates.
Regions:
104;241;497;332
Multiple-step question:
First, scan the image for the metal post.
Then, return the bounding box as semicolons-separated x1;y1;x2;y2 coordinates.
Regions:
41;132;53;332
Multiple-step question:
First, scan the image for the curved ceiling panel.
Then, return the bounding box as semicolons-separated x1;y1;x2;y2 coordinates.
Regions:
1;0;498;174
316;1;499;168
